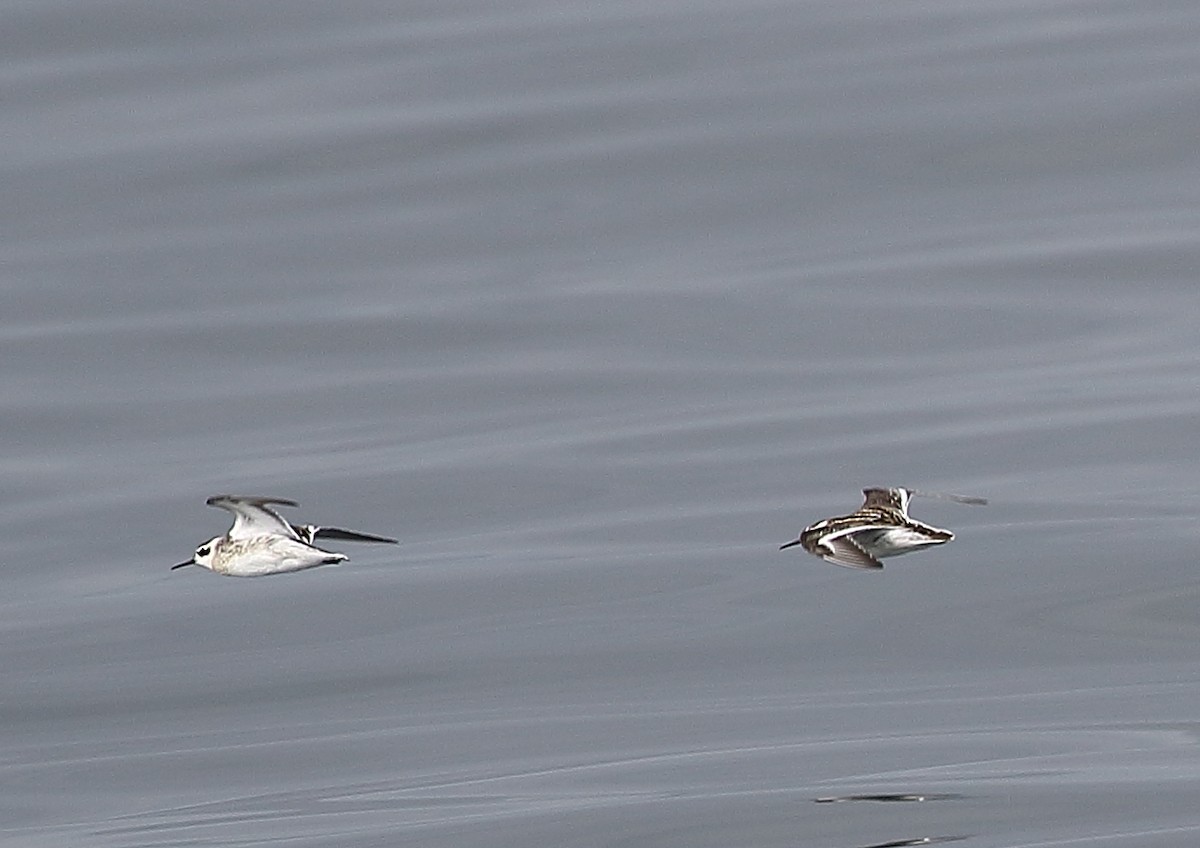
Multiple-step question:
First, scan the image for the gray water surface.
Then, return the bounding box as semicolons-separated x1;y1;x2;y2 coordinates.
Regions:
5;1;1200;845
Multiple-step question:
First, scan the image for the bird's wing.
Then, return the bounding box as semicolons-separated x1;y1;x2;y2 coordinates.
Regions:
292;524;398;545
897;518;954;543
206;495;301;540
817;525;886;570
861;487;909;514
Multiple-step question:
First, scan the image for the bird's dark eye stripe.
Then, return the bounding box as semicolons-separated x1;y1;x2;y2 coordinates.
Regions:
197;546;210;556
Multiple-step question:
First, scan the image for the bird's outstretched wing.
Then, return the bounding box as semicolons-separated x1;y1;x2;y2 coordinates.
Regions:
291;524;398;546
861;487;909;513
814;525;886;570
206;495;301;541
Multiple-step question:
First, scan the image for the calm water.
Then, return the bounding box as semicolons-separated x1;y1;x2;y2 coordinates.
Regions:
5;1;1200;845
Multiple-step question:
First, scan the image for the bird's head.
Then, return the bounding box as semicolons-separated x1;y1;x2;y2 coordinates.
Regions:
172;536;221;572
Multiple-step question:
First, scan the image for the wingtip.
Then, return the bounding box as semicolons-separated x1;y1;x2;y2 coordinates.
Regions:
310;526;399;545
206;495;301;508
826;556;884;571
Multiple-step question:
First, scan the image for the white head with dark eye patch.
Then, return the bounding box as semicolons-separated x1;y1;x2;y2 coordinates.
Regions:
193;537;221;567
172;536;221;571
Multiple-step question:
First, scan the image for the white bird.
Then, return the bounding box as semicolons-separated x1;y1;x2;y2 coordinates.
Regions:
172;495;396;577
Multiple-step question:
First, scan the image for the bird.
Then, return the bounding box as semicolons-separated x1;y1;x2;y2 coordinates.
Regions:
172;495;397;577
780;487;985;570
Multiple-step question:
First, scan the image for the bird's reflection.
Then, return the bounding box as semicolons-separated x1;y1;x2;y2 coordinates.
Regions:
856;838;966;848
813;793;963;803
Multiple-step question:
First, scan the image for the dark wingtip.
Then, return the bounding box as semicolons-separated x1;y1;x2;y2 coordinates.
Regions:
313;526;399;545
205;495;301;508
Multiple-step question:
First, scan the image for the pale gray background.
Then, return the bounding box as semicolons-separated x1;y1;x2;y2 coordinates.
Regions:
5;1;1200;845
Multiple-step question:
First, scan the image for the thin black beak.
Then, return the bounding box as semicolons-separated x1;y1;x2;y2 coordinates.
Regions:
171;560;195;570
779;538;803;551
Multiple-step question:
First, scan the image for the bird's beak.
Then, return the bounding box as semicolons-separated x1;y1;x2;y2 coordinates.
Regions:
171;560;195;570
779;538;803;551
